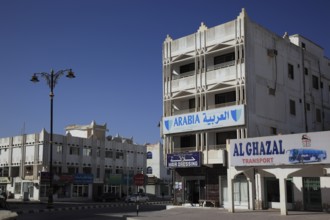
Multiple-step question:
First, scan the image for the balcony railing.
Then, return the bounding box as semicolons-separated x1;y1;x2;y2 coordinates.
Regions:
207;60;235;72
208;101;237;110
172;108;195;116
172;70;195;80
173;147;196;153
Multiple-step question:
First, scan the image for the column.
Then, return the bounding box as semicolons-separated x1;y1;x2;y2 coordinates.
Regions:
279;177;288;215
227;172;235;213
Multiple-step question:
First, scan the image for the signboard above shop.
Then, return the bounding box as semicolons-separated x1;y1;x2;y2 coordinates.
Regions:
163;105;245;134
167;152;201;168
229;131;330;167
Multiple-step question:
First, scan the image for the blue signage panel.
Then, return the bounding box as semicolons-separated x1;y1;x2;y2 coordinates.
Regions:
167;152;201;168
73;173;93;184
163;105;245;134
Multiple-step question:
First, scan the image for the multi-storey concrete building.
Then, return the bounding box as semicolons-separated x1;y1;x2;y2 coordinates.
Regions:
145;142;171;198
162;8;330;212
0;121;146;201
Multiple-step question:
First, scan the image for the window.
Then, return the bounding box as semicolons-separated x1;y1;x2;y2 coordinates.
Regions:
115;169;123;174
288;63;294;79
270;127;277;135
289;99;296;115
306;103;310;111
216;131;236;146
96;148;101;157
147;151;152;159
69;147;79;155
301;42;306;49
312;75;319;89
105;150;113;158
214;52;235;65
189;98;195;109
116;152;124;159
215;91;236;105
179;63;195;74
68;167;78;174
56;145;62;154
180;135;196;148
83;148;92;156
304;68;308;75
316;108;322;122
83;167;92;174
146;166;153;174
14;182;21;194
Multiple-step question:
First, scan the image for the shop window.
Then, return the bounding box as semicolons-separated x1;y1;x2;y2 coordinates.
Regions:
72;184;89;197
14;182;21;194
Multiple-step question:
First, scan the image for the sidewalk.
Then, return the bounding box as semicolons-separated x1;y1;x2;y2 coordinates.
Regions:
126;206;330;220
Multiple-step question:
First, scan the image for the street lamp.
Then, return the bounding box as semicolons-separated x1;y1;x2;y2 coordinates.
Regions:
31;69;75;208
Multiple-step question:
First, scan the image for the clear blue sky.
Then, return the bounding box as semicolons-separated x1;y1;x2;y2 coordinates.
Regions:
1;0;329;144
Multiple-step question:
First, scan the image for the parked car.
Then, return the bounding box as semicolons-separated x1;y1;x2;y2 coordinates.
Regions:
125;193;149;203
95;192;119;202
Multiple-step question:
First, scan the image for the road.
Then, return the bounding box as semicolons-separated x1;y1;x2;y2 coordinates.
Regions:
15;203;167;220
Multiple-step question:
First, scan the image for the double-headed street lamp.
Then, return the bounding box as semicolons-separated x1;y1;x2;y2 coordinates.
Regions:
31;69;75;208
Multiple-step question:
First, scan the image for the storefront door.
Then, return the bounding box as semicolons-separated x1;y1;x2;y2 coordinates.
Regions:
303;177;322;211
186;180;203;204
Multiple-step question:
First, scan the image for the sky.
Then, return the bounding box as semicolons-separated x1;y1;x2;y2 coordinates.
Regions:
0;0;330;145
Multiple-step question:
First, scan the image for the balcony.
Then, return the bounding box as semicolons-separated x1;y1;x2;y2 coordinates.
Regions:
206;62;237;84
171;74;195;92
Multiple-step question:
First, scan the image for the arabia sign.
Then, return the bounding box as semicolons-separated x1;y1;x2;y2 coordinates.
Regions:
163;105;245;134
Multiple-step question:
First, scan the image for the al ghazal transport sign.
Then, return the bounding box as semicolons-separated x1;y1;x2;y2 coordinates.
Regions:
163;105;245;134
229;131;330;167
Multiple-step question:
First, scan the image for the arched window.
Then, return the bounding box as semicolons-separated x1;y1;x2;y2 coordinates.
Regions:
147;151;152;159
146;166;153;174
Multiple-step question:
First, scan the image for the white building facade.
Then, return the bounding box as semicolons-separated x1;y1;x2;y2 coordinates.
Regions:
0;121;146;201
145;143;172;198
162;8;330;213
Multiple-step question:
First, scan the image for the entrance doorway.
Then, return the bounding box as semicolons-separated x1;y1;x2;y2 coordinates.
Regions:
303;177;322;211
185;179;205;204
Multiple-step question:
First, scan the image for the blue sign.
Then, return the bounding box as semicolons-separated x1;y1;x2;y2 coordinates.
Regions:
74;173;93;184
163;105;245;134
167;152;201;168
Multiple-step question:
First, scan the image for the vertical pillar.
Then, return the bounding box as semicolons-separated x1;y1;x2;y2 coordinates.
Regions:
227;173;235;213
279;177;288;215
248;177;255;210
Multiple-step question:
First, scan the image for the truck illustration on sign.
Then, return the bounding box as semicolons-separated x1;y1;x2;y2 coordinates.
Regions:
288;148;327;164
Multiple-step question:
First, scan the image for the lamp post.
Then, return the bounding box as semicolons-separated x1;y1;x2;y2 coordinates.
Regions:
31;69;75;208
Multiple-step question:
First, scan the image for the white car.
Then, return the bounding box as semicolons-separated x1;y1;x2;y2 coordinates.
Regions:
125;193;149;203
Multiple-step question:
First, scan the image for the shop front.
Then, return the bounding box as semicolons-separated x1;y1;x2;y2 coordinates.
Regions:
228;131;330;215
168;151;227;206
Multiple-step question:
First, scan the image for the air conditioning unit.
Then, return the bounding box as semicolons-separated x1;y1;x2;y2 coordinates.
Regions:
267;49;278;57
